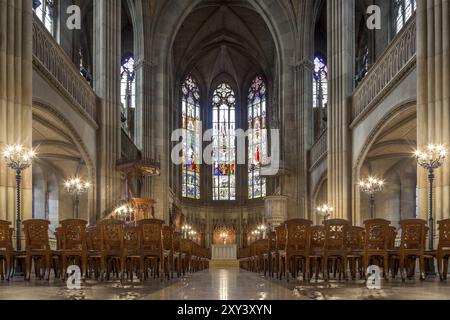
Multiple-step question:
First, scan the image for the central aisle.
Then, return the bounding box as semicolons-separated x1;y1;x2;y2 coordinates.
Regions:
143;263;302;300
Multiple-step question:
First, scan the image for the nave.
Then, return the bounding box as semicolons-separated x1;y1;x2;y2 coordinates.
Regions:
1;263;450;300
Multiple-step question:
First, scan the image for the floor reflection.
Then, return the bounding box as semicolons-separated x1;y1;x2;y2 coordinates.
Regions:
1;264;450;300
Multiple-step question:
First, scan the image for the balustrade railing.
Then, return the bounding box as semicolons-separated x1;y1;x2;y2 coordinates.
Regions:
310;130;328;169
352;15;416;124
32;16;97;123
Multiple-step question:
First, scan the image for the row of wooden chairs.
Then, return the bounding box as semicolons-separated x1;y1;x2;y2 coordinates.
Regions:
239;218;450;282
0;219;209;281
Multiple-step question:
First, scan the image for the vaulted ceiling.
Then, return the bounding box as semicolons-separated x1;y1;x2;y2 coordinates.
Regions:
172;0;276;94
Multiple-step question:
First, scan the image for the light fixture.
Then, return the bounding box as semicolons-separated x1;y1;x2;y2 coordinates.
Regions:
359;176;384;219
415;144;448;251
64;177;91;218
317;204;334;223
3;144;37;252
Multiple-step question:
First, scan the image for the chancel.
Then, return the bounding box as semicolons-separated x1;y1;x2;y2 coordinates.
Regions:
1;0;450;302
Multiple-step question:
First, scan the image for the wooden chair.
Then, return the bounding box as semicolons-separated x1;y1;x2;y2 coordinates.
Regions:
263;231;276;277
181;239;194;273
59;219;88;280
437;219;450;281
97;219;125;281
172;231;183;277
162;226;174;279
138;219;164;280
86;225;102;279
275;224;287;279
0;221;13;281
323;219;350;281
363;219;391;279
309;225;325;280
346;226;365;280
397;219;427;281
284;219;312;281
123;226;140;281
23;219;56;280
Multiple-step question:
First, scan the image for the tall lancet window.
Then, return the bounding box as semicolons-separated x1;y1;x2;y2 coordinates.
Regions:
181;76;202;199
120;57;136;138
313;56;328;139
212;83;236;201
394;0;416;34
247;76;267;199
33;0;57;36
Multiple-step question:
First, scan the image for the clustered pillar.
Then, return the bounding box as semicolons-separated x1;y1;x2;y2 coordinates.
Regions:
327;0;355;219
0;0;33;223
93;0;122;217
416;0;450;232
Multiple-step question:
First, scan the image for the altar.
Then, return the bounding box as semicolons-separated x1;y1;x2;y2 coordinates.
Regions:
211;244;237;260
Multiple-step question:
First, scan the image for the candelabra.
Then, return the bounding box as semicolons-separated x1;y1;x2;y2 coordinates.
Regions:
257;224;267;240
415;144;448;251
64;177;91;218
220;232;228;245
359;176;384;219
317;204;334;223
3;145;37;251
182;224;192;239
115;205;135;224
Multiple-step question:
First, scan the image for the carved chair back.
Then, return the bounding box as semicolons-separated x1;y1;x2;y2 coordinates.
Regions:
98;219;125;251
23;219;50;251
162;226;174;252
285;219;312;251
438;219;450;250
0;220;12;250
60;219;88;251
346;226;365;251
310;226;325;252
363;219;391;251
388;226;398;249
173;231;181;252
138;219;163;252
275;224;286;251
124;226;139;252
324;219;350;251
87;225;102;251
399;219;427;251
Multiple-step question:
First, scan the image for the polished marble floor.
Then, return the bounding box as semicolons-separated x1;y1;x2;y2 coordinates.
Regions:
0;264;450;300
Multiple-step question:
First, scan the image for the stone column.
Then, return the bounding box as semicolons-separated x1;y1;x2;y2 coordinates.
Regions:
0;0;33;223
93;0;122;218
416;0;450;237
327;0;354;219
293;60;314;219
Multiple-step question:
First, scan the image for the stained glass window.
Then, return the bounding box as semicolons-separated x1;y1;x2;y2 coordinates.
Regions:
212;83;236;201
247;76;267;199
313;57;328;109
34;0;56;35
394;0;416;34
182;76;201;199
120;57;136;137
313;57;328;139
